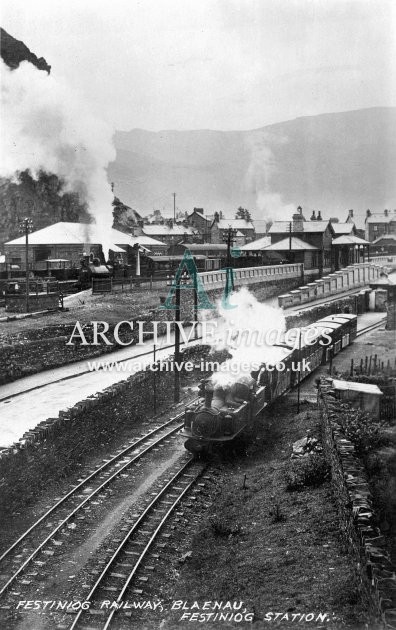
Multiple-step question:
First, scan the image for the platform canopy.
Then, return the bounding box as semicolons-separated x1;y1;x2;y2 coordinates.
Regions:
332;235;369;246
240;236;271;251
261;236;318;251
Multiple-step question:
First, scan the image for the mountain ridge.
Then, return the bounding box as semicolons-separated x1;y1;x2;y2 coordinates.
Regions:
109;106;396;227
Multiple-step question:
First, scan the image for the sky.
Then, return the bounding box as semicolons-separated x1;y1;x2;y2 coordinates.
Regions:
2;0;395;132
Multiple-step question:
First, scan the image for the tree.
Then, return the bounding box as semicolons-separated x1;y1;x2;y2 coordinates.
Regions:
235;206;252;222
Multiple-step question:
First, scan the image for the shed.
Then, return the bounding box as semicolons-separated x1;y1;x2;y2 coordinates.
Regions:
332;379;383;418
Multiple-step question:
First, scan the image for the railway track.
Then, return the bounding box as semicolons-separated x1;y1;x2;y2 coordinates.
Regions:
356;316;387;338
65;457;207;630
0;406;196;597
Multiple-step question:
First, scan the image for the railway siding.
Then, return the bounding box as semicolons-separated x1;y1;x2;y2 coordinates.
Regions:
0;274;301;386
0;345;223;523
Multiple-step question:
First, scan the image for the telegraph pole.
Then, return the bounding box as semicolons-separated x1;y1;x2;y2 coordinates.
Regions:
174;282;181;402
223;226;237;293
172;192;176;223
19;217;33;313
224;226;237;268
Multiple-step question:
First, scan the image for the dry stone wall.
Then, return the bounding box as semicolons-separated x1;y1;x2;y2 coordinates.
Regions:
319;378;396;629
0;345;222;519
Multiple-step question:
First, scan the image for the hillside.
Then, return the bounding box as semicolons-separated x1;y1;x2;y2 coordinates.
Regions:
109;107;396;226
0;28;50;73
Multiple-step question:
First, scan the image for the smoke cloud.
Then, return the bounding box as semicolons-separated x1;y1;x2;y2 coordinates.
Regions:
244;129;295;221
208;286;287;387
256;192;296;221
0;59;116;255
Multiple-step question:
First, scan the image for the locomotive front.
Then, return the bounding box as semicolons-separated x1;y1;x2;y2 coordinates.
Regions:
182;375;266;454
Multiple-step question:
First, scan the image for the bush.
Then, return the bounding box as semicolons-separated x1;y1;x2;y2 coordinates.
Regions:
337;408;388;456
209;515;241;537
285;453;330;491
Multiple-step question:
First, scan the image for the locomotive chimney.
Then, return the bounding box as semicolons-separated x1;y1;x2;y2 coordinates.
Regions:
204;384;214;408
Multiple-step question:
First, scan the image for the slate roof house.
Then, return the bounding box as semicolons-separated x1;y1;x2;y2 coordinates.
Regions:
4;222;166;269
141;224;198;249
268;206;334;274
210;217;255;245
365;209;396;242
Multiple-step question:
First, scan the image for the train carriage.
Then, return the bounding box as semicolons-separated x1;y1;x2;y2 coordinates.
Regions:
182;314;357;454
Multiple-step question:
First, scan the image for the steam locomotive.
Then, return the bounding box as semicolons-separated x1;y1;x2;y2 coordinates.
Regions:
181;313;357;454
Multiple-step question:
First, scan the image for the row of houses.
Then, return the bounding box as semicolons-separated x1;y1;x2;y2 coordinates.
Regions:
2;205;395;277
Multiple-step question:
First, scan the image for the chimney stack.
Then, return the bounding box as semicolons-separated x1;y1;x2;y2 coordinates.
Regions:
317;210;322;221
310;210;316;221
348;209;354;218
366;209;371;218
292;206;304;232
384;209;389;217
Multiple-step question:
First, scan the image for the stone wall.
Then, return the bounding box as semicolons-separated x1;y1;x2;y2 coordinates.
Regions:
319;379;396;628
199;263;304;291
5;293;59;313
278;263;382;309
0;277;301;385
285;293;364;330
0;345;220;519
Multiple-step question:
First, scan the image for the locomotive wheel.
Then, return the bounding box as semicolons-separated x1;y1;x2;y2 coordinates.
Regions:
184;439;212;458
232;432;249;455
184;439;204;454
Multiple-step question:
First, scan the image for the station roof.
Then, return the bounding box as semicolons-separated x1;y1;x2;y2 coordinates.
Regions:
332;235;369;246
5;222;166;249
372;234;396;244
240;236;271;251
262;236;318;251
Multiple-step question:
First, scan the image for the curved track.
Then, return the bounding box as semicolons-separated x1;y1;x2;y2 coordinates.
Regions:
0;405;196;597
68;457;206;630
355;316;387;338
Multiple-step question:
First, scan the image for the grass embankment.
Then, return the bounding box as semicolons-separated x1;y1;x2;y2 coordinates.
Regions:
0;288;165;343
159;396;373;629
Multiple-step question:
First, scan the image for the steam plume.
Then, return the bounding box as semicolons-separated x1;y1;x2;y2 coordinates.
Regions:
244;129;295;221
209;287;287;387
0;59;116;256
